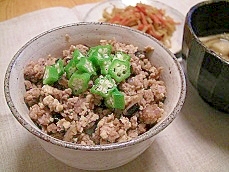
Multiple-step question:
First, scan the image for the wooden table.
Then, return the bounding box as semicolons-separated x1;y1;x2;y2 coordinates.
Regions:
0;0;101;22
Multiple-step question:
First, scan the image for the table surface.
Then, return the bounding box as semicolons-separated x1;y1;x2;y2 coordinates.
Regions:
1;0;229;171
0;0;101;22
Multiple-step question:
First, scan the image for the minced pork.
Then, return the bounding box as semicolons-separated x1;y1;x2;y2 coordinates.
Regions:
24;39;166;145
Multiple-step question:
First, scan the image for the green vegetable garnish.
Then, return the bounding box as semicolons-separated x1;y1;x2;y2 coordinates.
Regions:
43;66;59;85
54;59;64;77
108;59;131;83
64;58;77;79
88;45;112;68
99;56;112;75
105;88;125;109
68;72;90;95
113;52;131;61
72;49;85;63
90;75;116;98
41;43;132;110
76;57;96;76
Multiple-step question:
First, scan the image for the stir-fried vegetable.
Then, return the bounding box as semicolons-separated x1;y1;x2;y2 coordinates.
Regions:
102;3;178;48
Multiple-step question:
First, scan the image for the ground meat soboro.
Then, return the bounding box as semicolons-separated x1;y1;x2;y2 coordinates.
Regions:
24;39;166;145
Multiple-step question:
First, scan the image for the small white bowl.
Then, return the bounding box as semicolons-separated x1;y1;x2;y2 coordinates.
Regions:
4;22;186;170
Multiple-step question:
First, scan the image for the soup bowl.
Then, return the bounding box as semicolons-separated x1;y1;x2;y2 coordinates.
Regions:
182;0;229;113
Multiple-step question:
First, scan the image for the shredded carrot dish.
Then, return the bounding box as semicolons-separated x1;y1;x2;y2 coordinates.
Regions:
102;3;179;48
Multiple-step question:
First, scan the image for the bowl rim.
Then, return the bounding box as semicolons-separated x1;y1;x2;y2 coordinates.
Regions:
186;0;229;65
4;22;186;151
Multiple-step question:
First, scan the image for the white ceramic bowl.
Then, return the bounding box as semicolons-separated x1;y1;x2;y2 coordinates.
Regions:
4;22;186;170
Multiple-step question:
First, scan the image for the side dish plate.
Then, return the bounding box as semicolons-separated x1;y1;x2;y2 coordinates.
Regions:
83;0;185;55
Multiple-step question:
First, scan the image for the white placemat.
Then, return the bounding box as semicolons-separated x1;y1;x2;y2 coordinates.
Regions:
0;1;229;172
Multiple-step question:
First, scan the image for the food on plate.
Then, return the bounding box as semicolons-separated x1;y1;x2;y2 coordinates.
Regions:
199;33;229;61
102;3;178;48
24;39;166;145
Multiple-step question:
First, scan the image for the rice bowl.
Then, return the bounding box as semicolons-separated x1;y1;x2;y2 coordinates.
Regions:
4;22;186;170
